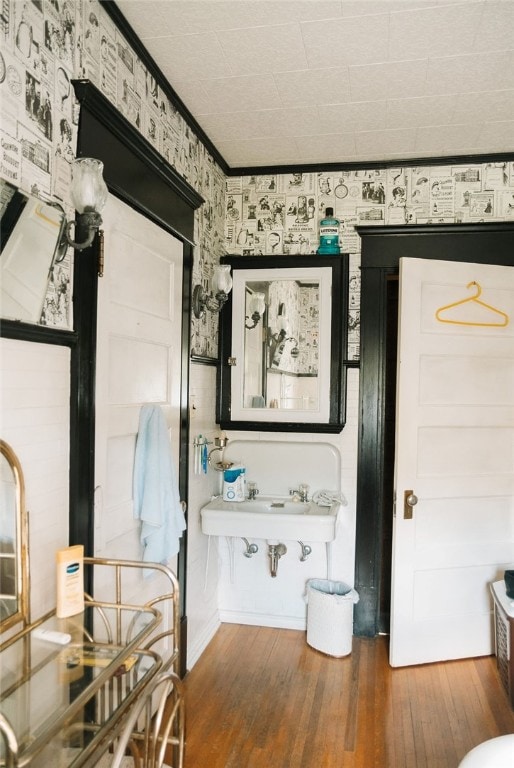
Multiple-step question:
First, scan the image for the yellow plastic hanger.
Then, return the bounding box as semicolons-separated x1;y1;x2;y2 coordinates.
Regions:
435;281;509;328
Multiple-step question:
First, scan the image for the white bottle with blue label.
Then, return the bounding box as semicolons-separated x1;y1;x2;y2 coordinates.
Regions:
56;544;84;618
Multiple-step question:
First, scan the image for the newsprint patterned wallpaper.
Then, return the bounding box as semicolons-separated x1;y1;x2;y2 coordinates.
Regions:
225;164;514;360
1;1;513;358
0;0;226;348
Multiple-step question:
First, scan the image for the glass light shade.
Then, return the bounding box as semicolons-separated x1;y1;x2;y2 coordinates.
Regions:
277;312;290;335
248;292;266;316
212;265;232;295
70;158;108;214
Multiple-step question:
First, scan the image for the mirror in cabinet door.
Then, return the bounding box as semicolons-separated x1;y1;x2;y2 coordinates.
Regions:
0;179;70;327
217;254;348;433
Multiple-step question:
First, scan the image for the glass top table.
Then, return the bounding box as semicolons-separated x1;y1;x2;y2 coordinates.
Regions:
0;601;162;767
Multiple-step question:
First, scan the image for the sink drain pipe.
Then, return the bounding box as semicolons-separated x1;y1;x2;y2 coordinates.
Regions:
268;542;287;577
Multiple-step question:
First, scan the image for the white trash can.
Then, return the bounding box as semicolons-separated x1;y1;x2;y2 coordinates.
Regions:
306;579;359;657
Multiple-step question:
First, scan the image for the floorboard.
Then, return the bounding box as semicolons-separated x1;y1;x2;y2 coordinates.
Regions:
182;625;514;767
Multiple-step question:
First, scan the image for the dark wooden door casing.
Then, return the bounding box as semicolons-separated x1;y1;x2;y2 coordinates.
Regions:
355;223;514;637
71;81;201;674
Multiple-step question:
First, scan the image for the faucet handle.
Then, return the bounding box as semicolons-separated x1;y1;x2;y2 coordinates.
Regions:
289;486;309;502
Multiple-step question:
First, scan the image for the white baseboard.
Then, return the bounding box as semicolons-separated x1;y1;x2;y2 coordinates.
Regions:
219;610;307;631
186;612;221;671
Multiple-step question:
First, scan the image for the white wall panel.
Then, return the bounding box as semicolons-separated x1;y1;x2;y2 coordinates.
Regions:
0;338;70;623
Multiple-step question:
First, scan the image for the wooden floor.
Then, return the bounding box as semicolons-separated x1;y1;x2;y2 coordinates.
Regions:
182;624;514;768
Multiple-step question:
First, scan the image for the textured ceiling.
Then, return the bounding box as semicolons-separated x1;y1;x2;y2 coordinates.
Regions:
115;0;514;169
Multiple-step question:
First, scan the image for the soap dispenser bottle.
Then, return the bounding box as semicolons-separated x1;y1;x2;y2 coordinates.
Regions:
317;207;340;254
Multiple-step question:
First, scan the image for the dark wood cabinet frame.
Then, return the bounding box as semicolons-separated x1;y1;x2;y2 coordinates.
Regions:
217;253;349;434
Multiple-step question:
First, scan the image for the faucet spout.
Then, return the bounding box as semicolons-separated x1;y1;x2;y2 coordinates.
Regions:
289;483;309;502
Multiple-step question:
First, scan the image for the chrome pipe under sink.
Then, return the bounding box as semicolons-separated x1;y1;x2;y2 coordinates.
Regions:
268;543;287;577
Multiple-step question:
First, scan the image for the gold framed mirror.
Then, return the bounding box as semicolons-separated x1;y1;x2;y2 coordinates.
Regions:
0;440;29;632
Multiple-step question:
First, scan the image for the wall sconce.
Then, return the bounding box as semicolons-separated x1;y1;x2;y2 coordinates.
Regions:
193;264;233;319
64;158;108;251
268;310;290;345
245;292;266;329
268;306;300;362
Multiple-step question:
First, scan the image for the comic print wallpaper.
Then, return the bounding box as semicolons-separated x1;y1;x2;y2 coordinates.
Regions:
0;1;513;358
0;0;226;347
225;163;514;360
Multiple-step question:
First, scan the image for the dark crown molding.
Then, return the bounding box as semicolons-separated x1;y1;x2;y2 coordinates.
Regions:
228;152;514;177
72;79;204;212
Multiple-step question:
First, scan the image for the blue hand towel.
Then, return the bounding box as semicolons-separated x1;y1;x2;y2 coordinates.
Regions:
133;404;186;563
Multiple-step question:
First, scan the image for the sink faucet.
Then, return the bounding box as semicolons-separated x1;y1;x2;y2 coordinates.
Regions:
289;484;309;502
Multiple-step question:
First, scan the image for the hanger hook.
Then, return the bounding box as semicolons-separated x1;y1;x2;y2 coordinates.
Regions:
466;281;481;299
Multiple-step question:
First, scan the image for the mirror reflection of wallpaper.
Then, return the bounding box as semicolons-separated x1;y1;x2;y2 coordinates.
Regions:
267;281;319;375
225;164;514;360
0;0;226;344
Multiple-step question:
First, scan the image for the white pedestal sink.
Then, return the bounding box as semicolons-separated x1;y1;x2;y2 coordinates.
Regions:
200;495;339;542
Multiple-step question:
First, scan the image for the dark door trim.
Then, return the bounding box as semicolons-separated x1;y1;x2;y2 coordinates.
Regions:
354;222;514;637
71;80;202;674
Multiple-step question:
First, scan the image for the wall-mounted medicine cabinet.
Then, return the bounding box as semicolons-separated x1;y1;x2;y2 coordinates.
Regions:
217;254;348;433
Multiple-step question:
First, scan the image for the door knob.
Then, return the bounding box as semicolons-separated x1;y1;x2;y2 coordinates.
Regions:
404;490;418;519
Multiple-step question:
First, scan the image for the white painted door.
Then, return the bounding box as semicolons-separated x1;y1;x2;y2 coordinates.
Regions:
94;195;183;577
390;257;514;667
